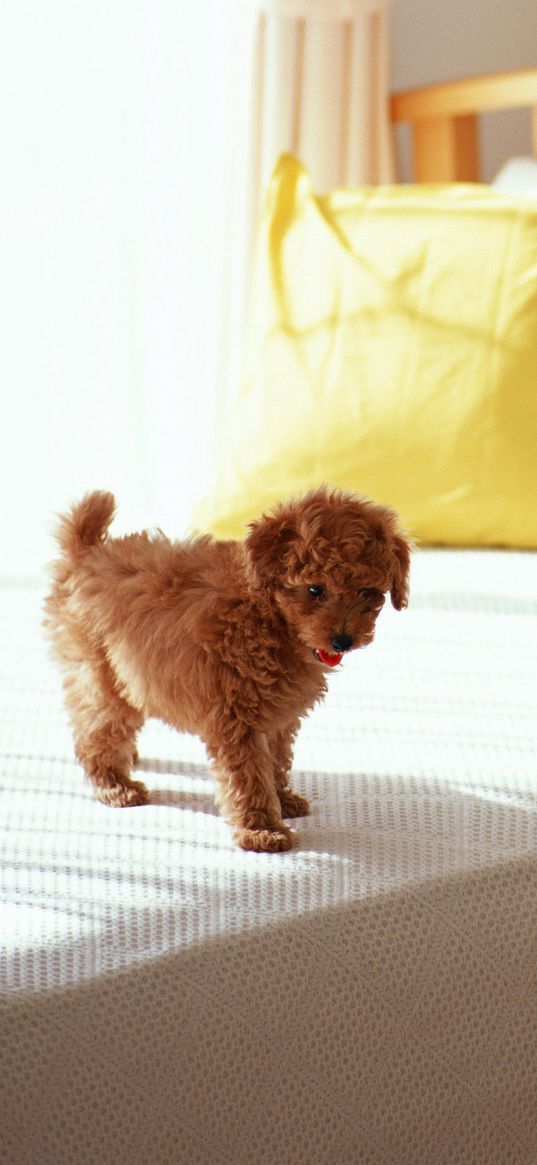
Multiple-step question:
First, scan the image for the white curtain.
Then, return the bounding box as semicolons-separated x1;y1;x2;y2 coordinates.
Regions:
0;1;247;573
0;0;392;575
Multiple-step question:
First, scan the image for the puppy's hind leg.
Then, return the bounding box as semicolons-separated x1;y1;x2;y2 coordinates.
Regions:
63;658;148;808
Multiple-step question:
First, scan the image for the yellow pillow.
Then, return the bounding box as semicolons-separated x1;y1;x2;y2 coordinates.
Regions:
195;155;537;547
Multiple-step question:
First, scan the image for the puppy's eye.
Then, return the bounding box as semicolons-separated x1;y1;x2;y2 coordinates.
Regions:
358;588;386;611
308;585;325;599
358;587;382;605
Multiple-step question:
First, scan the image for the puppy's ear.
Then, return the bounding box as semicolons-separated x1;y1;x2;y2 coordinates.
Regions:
390;533;412;609
244;510;297;588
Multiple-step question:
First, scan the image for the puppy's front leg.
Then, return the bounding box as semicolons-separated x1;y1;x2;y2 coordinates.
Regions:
270;724;310;819
208;726;293;853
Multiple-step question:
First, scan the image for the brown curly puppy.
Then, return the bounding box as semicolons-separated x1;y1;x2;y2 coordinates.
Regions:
44;487;411;852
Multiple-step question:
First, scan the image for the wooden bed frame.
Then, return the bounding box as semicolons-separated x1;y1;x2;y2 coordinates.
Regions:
390;66;537;182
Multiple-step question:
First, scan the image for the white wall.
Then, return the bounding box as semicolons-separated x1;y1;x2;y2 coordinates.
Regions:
391;0;537;181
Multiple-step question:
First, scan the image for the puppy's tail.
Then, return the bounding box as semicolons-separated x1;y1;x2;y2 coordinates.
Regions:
54;490;116;557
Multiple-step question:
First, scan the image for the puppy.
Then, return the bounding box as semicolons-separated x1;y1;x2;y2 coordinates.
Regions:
44;487;411;852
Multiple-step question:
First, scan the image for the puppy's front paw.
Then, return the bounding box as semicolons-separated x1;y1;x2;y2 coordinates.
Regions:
95;778;149;808
235;825;293;853
279;788;310;819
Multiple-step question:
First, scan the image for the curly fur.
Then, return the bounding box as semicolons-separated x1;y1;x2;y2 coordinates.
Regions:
44;486;411;852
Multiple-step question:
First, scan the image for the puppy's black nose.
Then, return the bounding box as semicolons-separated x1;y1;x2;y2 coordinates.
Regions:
332;633;353;653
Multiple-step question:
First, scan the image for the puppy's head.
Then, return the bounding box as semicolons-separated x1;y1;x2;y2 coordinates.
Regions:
245;487;411;668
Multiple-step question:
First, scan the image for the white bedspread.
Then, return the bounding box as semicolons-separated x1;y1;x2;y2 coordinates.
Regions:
1;549;537;1164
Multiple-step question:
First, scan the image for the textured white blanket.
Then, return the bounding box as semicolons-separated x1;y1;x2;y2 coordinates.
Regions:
1;550;537;1163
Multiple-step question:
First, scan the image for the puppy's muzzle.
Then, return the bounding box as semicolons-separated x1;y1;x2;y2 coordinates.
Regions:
331;633;353;654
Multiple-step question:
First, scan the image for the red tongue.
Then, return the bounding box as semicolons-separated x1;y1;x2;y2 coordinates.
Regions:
317;649;343;667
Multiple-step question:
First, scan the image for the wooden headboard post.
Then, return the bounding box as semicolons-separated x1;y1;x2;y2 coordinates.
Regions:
390;67;537;183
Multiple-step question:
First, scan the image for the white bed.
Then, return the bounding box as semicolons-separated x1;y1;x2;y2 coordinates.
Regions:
3;63;537;1164
1;546;537;1163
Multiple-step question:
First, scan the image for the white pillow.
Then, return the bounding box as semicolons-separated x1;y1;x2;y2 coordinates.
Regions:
492;156;537;196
